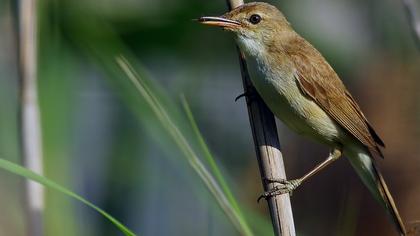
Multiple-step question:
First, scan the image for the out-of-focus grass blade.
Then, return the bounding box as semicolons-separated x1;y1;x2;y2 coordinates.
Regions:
180;96;243;212
182;96;273;236
0;158;136;236
60;2;256;232
117;56;254;236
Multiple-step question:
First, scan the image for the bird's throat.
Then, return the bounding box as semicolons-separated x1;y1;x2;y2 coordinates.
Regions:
236;35;266;59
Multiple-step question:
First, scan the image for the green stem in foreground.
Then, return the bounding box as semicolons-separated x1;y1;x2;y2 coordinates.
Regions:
180;96;243;214
0;158;136;236
117;56;254;236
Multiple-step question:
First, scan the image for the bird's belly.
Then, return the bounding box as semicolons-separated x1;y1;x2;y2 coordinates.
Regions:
251;72;342;146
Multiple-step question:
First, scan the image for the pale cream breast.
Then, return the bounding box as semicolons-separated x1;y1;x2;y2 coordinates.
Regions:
237;35;345;145
243;51;343;146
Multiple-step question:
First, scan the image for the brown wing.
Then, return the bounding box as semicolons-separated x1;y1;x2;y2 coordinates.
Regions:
285;37;384;158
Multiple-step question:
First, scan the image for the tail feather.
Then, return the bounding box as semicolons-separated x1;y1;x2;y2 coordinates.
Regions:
345;146;406;235
371;162;406;235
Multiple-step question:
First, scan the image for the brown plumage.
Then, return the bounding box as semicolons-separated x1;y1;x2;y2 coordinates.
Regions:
284;36;385;158
199;2;406;235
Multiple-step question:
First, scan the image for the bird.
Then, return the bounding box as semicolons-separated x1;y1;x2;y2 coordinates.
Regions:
198;2;406;235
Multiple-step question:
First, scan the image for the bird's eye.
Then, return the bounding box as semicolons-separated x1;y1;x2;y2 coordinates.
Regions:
249;14;261;24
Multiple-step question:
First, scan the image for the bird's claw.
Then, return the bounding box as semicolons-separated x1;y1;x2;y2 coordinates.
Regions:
235;92;247;102
235;90;257;102
257;179;302;202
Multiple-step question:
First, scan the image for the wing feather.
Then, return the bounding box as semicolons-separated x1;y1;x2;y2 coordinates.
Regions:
285;37;384;158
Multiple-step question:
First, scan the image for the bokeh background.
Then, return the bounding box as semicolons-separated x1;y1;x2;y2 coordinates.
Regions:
0;0;419;235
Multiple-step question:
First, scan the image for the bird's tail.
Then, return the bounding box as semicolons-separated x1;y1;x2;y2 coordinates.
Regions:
345;145;406;235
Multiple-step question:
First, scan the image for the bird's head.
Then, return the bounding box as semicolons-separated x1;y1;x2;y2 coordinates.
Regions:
198;2;293;57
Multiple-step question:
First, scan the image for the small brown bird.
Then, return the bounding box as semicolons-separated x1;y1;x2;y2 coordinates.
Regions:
199;2;406;235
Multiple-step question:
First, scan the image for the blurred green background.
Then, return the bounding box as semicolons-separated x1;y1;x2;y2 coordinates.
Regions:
0;0;419;235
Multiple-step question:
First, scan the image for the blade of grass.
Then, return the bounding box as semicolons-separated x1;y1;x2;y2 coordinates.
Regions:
117;56;254;236
63;12;255;232
184;109;277;234
180;95;242;212
0;158;136;236
59;4;255;231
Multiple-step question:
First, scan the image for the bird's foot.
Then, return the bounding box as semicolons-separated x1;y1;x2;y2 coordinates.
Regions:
257;178;302;202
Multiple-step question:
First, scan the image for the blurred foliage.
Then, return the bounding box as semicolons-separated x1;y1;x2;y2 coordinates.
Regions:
0;158;136;235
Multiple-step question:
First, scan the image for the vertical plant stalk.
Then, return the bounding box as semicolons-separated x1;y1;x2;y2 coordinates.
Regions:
225;1;296;235
16;0;44;235
402;0;420;49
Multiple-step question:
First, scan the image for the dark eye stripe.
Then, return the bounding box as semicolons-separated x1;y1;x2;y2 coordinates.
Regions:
249;14;261;24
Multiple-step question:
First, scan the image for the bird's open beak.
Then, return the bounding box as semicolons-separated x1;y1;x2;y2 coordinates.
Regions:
198;16;241;28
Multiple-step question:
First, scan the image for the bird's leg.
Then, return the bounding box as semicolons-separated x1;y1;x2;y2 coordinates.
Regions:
258;148;342;201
